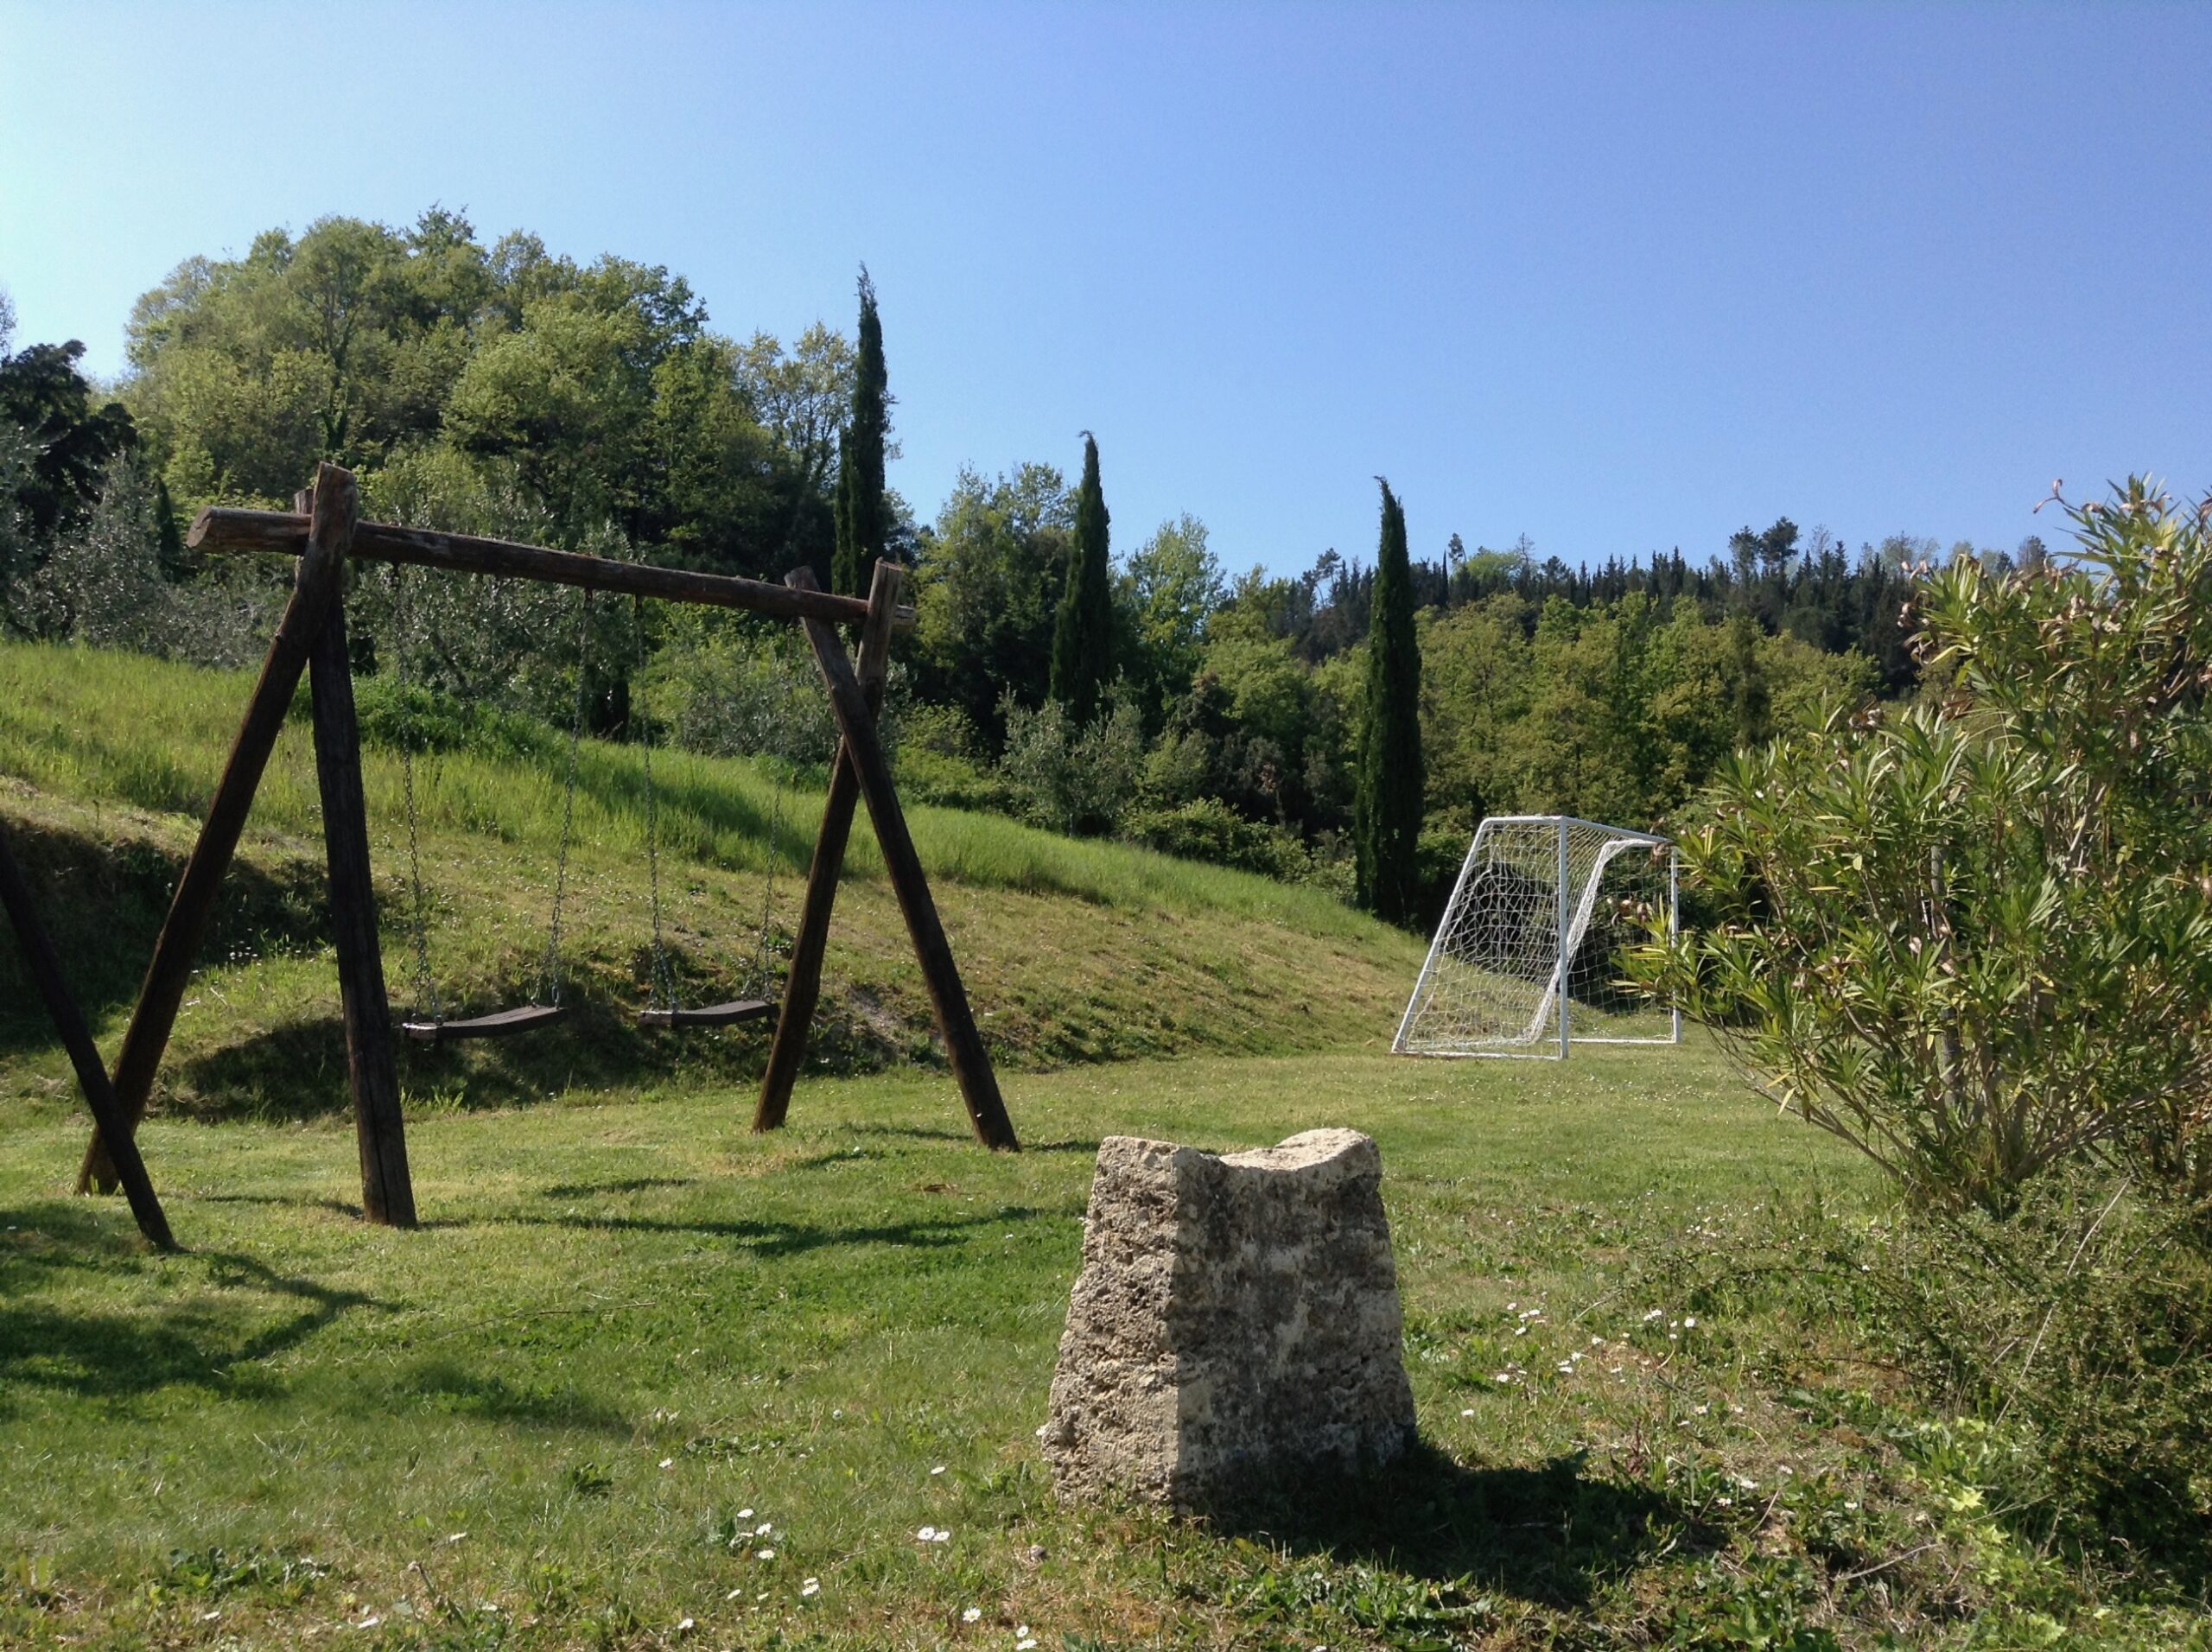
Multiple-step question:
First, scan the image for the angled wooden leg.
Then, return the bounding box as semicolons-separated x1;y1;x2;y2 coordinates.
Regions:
0;822;177;1249
753;560;901;1132
786;569;1017;1151
79;463;357;1192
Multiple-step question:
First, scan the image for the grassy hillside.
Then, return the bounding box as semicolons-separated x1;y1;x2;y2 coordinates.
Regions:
0;643;1428;1121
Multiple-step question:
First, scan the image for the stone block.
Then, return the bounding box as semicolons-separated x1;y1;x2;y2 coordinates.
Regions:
1041;1128;1416;1508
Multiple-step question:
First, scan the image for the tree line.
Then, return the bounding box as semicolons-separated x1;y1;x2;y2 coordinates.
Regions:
0;209;2010;924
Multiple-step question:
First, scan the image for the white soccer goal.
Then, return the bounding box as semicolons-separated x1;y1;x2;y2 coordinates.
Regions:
1393;815;1679;1058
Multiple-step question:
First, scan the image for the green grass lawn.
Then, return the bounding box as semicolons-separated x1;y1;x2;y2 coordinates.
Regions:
6;1046;2202;1650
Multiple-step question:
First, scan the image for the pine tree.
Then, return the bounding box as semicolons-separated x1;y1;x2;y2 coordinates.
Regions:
1049;431;1114;722
830;270;889;595
1356;478;1425;924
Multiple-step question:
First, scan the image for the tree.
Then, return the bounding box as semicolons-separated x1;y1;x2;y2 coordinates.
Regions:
1118;512;1222;723
909;462;1074;742
0;340;137;540
1355;479;1425;923
831;269;889;595
1049;432;1114;721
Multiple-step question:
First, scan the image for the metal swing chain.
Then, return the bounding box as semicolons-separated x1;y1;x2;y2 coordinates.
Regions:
392;565;443;1026
634;595;677;1014
538;586;592;1008
748;768;787;998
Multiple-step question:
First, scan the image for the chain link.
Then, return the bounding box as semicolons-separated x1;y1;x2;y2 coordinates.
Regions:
392;566;443;1026
538;586;591;1007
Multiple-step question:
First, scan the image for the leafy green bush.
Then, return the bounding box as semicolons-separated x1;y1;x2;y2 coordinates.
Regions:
997;689;1145;836
353;675;556;761
1122;797;1309;880
1637;480;2212;1215
1868;1179;2212;1573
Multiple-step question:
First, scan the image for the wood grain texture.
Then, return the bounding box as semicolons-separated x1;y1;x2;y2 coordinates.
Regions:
786;568;1017;1152
308;587;417;1228
188;507;913;629
753;559;905;1132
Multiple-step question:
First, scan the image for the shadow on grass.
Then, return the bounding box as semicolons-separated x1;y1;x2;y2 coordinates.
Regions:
0;814;331;1060
487;1203;1057;1258
1211;1444;1707;1612
0;1204;377;1409
538;1176;698;1198
401;1358;630;1433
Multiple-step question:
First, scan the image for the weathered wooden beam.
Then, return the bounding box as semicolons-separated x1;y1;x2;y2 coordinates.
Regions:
308;581;417;1229
786;569;1018;1152
753;559;904;1133
188;508;913;630
79;464;357;1193
0;822;177;1250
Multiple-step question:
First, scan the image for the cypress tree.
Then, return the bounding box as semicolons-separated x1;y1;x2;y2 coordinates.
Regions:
1049;431;1114;722
831;270;889;595
1356;478;1426;924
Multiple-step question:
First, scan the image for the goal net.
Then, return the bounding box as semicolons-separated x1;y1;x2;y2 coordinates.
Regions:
1393;815;1678;1058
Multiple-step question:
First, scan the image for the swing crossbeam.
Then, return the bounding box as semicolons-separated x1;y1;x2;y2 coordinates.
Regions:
187;508;915;631
70;463;1014;1231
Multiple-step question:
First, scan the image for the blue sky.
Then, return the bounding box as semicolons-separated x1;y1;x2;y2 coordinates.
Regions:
3;3;2207;576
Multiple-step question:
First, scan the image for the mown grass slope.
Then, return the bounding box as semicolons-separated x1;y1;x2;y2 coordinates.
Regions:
0;643;1427;1121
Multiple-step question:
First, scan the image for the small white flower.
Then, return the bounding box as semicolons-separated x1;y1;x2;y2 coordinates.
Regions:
1459;1407;1474;1416
1683;1316;1697;1328
201;1610;221;1622
1694;1404;1708;1414
755;1547;776;1560
932;1528;951;1543
1643;1307;1663;1322
918;1525;938;1541
1016;1630;1032;1640
801;1579;820;1598
659;1458;674;1470
755;1522;772;1535
737;1507;753;1519
832;1407;844;1418
963;1605;982;1622
726;1587;744;1601
931;1465;947;1476
1494;1371;1512;1383
677;1617;696;1633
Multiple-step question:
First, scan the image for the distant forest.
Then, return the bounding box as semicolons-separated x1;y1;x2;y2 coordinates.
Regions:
0;210;2033;915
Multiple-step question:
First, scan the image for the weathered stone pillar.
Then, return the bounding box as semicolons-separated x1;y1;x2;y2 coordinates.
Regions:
1041;1128;1416;1508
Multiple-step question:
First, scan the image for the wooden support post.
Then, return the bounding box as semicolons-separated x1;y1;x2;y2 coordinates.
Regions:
0;823;177;1249
308;581;417;1228
753;560;903;1133
79;462;357;1193
785;569;1018;1151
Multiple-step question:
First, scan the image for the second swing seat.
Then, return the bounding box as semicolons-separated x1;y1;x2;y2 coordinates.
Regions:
638;999;775;1030
402;1004;568;1044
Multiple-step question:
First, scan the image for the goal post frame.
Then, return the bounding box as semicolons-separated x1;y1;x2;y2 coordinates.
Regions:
1392;814;1680;1059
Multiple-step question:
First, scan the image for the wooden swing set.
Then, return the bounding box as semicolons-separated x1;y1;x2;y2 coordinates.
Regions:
25;461;1014;1246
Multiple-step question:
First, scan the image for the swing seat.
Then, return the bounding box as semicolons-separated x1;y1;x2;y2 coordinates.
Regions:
401;1004;567;1044
639;998;776;1030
